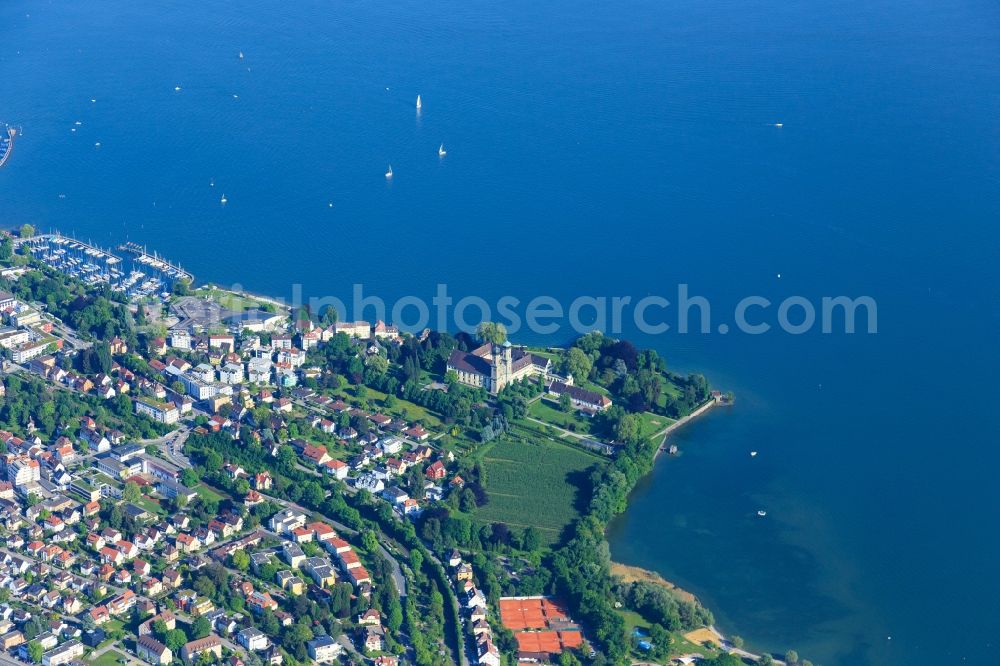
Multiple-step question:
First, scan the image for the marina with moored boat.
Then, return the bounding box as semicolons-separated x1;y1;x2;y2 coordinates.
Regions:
17;234;193;299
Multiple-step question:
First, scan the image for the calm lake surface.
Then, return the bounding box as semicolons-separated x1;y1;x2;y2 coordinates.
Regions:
2;0;999;664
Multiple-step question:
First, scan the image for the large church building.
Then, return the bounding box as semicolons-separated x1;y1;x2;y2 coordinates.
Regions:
447;341;552;395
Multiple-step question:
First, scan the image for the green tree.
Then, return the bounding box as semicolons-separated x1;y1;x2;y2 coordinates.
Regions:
521;527;541;552
181;468;200;487
122;481;142;503
614;413;641;444
784;650;799;665
648;624;672;660
477;321;507;345
152;619;168;639
386;598;404;633
165;629;187;652
27;641;42;664
361;529;379;552
191;615;212;640
231;550;250;572
19;224;35;239
204;450;224;473
173;279;191;296
366;354;389;375
559;392;573;412
562;346;593;382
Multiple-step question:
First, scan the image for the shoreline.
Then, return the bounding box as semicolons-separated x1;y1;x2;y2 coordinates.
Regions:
613;559;781;664
610;394;770;661
610;562;698;604
654;395;724;459
195;281;292;312
13;234;758;661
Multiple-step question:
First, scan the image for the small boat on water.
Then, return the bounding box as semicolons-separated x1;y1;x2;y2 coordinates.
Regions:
415;95;422;110
757;510;767;517
220;194;228;204
750;451;758;457
239;51;244;59
438;143;446;157
385;165;393;179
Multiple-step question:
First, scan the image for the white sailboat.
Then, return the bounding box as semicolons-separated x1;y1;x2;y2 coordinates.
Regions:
415;95;422;110
385;165;393;179
438;143;446;157
239;51;244;59
220;193;228;204
757;510;767;517
750;451;758;457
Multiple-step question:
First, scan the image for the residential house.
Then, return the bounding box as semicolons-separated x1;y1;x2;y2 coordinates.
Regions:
181;636;223;665
137;636;172;665
306;636;342;664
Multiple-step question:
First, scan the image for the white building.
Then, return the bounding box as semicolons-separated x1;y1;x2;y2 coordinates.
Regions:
218;363;245;385
268;507;308;535
306;636;342;664
42;640;84;666
6;456;40;487
134;399;180;424
237;628;270;651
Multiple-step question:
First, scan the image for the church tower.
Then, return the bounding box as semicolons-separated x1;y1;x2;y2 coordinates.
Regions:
488;340;514;394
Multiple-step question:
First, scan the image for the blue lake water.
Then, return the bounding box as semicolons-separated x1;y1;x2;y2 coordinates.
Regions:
2;0;999;664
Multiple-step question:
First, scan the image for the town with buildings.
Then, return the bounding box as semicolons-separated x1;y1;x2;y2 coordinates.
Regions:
0;229;730;666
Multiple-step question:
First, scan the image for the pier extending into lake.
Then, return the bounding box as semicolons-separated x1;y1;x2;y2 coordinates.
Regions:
0;127;17;169
117;241;193;285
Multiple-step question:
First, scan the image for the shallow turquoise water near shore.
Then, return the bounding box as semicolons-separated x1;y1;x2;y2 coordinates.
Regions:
2;0;999;664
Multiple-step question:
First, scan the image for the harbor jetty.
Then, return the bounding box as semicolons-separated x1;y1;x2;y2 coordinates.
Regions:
0;126;17;169
655;391;731;458
117;242;193;285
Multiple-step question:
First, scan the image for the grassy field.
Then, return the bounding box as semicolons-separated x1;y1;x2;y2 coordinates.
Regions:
527;398;594;434
194;483;225;503
336;385;445;429
197;286;266;312
618;609;719;660
89;648;128;666
136;495;167;517
637;411;674;440
473;433;605;545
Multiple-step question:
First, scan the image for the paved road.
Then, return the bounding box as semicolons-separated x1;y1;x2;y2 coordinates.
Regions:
425;548;471;666
142;426;191;468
